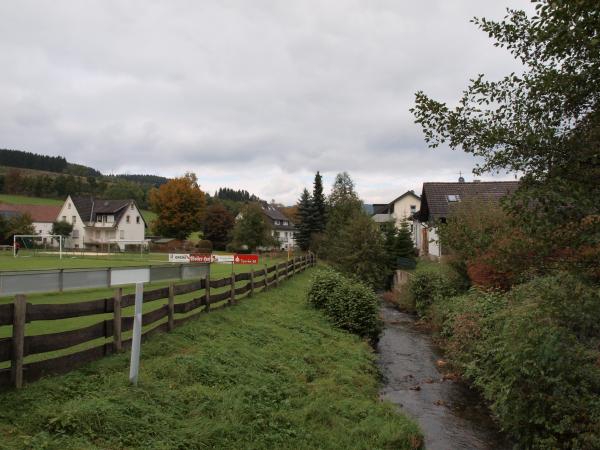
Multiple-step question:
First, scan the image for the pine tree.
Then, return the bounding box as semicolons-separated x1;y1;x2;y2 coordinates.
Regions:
395;220;415;263
312;171;327;233
295;189;312;251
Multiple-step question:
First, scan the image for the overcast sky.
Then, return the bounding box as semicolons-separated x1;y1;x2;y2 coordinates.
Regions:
0;1;530;204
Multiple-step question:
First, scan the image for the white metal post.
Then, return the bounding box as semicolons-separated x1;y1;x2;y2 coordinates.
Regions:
13;235;16;258
59;236;63;260
129;282;144;385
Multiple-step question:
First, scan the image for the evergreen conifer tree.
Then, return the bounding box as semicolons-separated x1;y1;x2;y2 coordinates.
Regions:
295;188;313;251
312;171;327;233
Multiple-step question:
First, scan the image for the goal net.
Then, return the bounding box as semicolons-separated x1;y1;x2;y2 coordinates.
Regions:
13;234;64;259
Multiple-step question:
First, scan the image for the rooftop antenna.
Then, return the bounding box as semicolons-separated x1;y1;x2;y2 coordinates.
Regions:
458;171;465;183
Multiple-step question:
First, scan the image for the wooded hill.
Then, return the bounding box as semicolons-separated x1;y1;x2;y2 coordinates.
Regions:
0;148;262;212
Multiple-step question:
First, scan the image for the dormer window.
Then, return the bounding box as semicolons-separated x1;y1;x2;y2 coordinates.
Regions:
283;221;288;226
274;220;280;225
447;195;461;202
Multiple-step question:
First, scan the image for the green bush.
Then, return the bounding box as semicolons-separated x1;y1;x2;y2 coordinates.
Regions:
307;268;382;343
431;273;600;448
407;263;467;317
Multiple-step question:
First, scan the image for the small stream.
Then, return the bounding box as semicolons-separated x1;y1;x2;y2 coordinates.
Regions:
377;303;508;450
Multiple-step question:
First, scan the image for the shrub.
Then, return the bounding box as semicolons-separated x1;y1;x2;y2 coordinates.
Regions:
307;268;382;343
407;264;467;317
196;239;213;252
432;273;600;448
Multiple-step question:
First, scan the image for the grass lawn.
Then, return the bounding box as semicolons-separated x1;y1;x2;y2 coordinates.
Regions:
0;194;62;206
0;270;422;449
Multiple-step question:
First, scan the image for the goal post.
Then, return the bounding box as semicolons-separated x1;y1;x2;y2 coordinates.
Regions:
13;234;64;259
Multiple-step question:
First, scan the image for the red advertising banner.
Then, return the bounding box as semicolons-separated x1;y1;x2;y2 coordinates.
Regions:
189;253;212;263
234;254;259;264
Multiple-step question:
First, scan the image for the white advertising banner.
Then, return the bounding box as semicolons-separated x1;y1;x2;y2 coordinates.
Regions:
169;253;190;263
212;254;235;263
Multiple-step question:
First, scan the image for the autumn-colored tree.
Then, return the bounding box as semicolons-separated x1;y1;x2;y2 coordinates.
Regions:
149;173;206;240
203;203;235;250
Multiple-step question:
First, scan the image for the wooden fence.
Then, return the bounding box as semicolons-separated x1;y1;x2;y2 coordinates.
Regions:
0;255;316;390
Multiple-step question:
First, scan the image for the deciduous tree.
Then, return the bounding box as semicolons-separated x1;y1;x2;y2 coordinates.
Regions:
231;203;274;251
203;203;235;250
149;173;206;240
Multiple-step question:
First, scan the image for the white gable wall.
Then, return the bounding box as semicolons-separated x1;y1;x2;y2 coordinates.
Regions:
56;195;86;248
114;202;146;249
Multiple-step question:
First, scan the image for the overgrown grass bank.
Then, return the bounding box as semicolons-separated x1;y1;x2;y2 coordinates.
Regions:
0;270;421;449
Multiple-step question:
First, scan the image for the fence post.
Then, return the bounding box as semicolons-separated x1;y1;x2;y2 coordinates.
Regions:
275;264;279;287
229;272;235;305
264;265;269;290
167;282;175;332
113;288;122;353
11;294;26;389
205;277;211;312
249;270;254;297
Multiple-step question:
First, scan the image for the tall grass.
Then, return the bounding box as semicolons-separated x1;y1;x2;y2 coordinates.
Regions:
0;271;422;449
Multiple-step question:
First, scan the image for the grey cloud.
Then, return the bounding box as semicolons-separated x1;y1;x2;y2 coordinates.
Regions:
0;0;531;203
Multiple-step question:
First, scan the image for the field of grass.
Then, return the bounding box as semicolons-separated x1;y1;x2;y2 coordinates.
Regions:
0;271;422;449
0;193;156;223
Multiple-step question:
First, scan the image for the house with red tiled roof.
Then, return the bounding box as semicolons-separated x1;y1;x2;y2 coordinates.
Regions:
413;178;520;258
0;203;61;242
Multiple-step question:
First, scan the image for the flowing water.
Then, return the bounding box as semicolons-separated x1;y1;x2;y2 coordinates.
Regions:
378;303;509;450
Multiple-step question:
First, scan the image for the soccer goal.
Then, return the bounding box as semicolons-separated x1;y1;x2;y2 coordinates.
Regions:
13;234;64;259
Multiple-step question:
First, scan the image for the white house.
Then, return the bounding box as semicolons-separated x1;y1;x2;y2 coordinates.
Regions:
371;190;421;245
0;203;61;244
262;204;296;251
56;196;147;250
413;179;520;258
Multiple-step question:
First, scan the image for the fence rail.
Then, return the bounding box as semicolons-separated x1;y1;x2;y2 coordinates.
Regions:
0;255;316;389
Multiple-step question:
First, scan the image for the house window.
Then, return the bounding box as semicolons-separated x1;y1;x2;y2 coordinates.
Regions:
72;216;76;224
120;230;125;239
447;195;461;202
283;221;288;226
107;215;114;223
130;204;134;210
410;205;417;212
126;215;130;223
274;220;280;225
136;216;140;224
73;229;79;238
97;215;102;222
67;203;71;209
62;216;66;221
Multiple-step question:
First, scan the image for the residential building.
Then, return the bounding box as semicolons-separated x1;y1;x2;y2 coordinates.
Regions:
0;203;61;244
413;179;520;258
262;204;296;251
370;190;421;246
56;196;147;250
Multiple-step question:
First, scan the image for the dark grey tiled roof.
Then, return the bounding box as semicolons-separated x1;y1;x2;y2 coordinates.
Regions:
71;196;144;226
418;181;520;221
